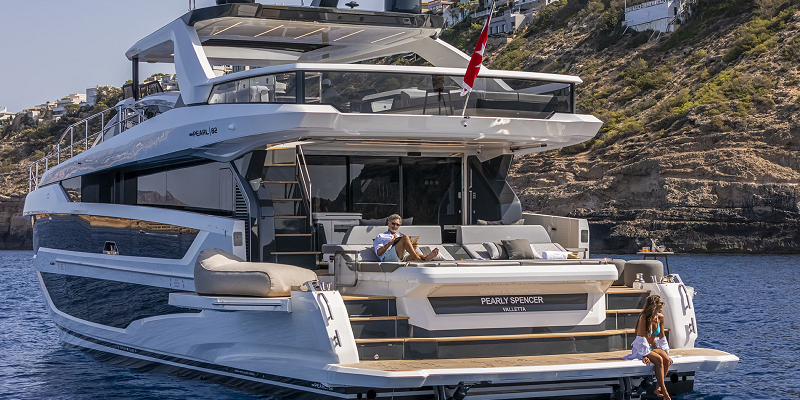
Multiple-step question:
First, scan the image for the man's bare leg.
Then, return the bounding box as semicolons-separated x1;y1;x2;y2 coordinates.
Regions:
394;236;423;261
394;236;440;261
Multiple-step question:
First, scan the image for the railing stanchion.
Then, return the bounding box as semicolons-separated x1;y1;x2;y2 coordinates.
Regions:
70;127;73;157
57;144;60;164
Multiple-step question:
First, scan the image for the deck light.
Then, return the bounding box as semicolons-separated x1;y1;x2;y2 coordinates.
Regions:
333;29;364;42
255;25;284;37
212;22;243;36
370;32;405;43
294;28;325;39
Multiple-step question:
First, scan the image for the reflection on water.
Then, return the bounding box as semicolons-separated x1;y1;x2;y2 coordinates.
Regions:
2;250;798;399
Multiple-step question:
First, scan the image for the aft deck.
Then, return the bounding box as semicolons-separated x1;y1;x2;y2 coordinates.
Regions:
340;348;736;371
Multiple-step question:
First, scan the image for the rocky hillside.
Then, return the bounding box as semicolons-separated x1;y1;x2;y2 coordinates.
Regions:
464;0;800;252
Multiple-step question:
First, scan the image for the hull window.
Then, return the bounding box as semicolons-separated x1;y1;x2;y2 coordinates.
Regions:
40;272;197;329
136;162;235;215
33;214;199;259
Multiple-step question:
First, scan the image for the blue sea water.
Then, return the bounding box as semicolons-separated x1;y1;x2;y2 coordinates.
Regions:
0;250;797;399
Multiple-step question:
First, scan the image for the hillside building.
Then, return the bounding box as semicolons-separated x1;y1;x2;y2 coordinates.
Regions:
0;107;15;121
52;93;86;120
489;9;533;34
624;0;694;33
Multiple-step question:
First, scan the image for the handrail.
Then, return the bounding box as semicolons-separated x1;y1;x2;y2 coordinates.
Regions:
296;145;313;226
28;103;146;192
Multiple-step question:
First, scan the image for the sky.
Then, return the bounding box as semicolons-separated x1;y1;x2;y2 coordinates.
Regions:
0;0;382;113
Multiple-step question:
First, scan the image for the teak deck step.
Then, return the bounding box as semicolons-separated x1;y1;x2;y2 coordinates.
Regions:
354;329;635;344
275;233;312;237
272;198;303;202
274;215;308;219
606;287;650;294
350;316;409;322
341;295;396;301
607;309;643;314
340;348;734;371
272;251;320;255
264;164;295;167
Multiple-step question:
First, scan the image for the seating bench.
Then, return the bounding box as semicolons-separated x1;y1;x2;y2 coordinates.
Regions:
457;225;572;260
322;225;597;274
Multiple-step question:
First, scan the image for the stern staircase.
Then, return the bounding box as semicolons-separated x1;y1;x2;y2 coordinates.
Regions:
262;147;322;269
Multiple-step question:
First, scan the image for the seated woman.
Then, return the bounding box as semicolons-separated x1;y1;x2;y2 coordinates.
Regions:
373;214;439;262
624;295;673;399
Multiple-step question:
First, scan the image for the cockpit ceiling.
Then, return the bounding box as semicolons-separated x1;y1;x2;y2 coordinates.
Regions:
196;17;431;49
136;17;435;65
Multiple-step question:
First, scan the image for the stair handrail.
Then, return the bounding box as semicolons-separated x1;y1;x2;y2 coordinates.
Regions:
296;145;313;226
27;103;146;192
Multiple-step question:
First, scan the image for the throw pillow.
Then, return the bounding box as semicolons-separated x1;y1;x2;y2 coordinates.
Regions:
483;242;500;259
492;242;509;259
501;239;535;260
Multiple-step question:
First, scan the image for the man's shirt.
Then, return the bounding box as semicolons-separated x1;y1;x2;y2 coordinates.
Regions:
373;231;403;261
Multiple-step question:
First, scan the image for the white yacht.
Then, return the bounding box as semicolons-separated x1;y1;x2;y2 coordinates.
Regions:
24;1;737;398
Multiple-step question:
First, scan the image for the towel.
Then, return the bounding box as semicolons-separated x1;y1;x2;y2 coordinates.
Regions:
542;251;570;260
623;336;670;360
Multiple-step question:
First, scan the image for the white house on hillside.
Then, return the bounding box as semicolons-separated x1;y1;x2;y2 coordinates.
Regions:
624;0;694;33
0;107;15;121
52;93;86;120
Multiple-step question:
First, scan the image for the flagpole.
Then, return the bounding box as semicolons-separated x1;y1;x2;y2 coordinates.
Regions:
461;1;495;118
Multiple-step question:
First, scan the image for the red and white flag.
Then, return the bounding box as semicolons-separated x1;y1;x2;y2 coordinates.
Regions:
461;3;495;96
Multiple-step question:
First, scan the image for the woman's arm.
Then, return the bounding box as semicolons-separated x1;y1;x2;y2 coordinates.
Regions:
634;314;646;337
658;314;667;338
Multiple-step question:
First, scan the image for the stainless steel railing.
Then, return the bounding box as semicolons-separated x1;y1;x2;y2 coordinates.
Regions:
28;104;147;192
295;145;313;226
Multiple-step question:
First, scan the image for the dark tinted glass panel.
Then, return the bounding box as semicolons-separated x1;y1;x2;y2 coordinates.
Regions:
306;156;347;213
61;176;81;202
137;163;234;215
33;214;198;259
309;71;572;118
402;158;461;225
350;157;399;219
208;72;297;104
41;272;197;329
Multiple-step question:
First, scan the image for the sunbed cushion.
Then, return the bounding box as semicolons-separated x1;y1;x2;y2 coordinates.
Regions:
463;243;490;259
194;248;317;297
531;242;567;254
419;245;455;261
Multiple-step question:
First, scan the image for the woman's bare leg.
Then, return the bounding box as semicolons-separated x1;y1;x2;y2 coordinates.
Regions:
652;349;672;398
646;352;670;400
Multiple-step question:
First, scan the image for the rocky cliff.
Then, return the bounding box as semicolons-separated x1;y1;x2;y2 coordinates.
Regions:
0;195;31;250
487;0;800;252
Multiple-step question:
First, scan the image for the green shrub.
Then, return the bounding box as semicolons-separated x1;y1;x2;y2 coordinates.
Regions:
723;5;797;63
490;37;531;71
685;49;707;65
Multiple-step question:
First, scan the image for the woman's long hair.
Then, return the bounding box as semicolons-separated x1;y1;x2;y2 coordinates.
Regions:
640;295;662;335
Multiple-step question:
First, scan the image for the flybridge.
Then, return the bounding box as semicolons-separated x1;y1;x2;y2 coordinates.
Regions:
127;3;444;67
125;2;462;104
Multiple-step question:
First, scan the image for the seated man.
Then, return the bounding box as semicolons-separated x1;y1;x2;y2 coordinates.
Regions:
373;214;439;262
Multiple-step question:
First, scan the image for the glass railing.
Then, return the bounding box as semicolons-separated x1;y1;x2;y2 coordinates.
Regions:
208;70;573;119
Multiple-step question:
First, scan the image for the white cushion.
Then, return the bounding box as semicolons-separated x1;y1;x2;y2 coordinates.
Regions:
484;242;501;259
194;248;317;297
